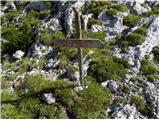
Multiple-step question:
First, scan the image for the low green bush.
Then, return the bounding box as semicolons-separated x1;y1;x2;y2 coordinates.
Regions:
130;95;153;117
24;75;76;94
141;64;157;75
152;46;159;64
40;30;65;46
112;56;130;69
39;104;68;119
1;14;40;54
106;4;128;17
1;104;32;119
88;18;102;28
88;56;127;82
113;97;127;105
1;77;10;89
90;1;109;18
19;97;41;117
23;74;54;94
58;48;78;69
1;91;19;102
106;9;117;17
140;59;158;82
146;74;159;82
140;59;158;75
123;15;141;27
1;9;21;25
82;31;106;41
126;33;145;46
130;95;145;111
133;27;148;36
55;88;77;107
110;4;128;12
70;77;111;118
141;5;159;17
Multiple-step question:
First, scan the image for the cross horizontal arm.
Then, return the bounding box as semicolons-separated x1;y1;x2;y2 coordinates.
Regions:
54;39;104;48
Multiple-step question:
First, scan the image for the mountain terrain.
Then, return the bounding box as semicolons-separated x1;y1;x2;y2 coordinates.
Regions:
0;0;159;119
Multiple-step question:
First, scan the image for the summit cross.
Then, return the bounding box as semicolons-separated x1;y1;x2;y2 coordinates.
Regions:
54;8;104;88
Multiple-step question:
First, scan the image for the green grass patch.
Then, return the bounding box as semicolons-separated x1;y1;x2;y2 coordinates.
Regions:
133;27;148;36
1;14;40;54
70;76;111;118
88;18;102;28
140;58;158;82
40;30;65;46
88;56;128;82
1;104;32;119
106;8;117;17
82;31;106;41
1;9;21;25
123;15;141;27
106;4;128;17
130;95;153;117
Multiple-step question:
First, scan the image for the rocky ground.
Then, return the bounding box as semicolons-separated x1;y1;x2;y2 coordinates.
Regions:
1;0;159;119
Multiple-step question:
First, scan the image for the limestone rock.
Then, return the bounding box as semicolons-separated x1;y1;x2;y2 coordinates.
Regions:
144;82;159;118
41;17;62;32
44;58;60;70
27;1;49;12
101;81;109;87
99;11;128;40
31;44;53;58
43;93;56;104
107;80;118;93
74;86;83;92
13;50;24;59
64;0;85;38
111;104;137;119
131;2;151;15
82;13;92;31
91;25;103;33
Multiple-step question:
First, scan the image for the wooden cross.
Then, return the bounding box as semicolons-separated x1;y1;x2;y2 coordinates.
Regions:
54;9;104;88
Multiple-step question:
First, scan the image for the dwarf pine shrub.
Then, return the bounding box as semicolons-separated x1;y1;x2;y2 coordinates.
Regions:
88;56;127;82
40;30;65;46
123;15;141;27
1;14;40;54
70;76;111;118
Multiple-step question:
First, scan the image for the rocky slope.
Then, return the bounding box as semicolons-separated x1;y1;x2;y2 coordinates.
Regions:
1;0;159;119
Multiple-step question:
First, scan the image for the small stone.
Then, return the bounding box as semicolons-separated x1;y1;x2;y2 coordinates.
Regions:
43;93;56;104
101;81;109;87
107;80;118;93
74;86;83;92
13;50;24;59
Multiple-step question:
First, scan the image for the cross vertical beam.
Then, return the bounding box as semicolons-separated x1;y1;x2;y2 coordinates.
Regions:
74;8;84;88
